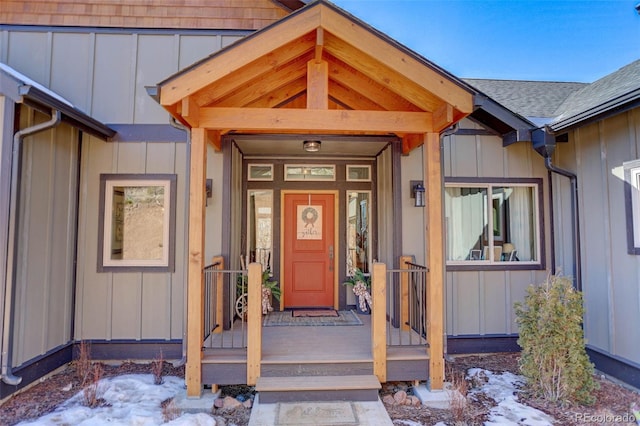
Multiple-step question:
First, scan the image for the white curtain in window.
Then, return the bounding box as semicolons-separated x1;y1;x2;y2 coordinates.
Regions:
507;187;534;261
445;188;486;260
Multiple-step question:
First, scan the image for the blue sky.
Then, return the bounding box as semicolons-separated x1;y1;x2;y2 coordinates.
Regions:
330;0;640;83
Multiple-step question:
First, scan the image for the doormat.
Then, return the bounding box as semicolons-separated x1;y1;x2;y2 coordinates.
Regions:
292;309;339;317
263;310;363;327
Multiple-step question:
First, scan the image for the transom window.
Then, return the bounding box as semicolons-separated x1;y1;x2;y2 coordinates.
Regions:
284;165;335;181
445;179;543;269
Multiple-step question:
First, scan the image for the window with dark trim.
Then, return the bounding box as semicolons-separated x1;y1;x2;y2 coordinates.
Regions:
98;174;177;272
445;178;544;270
624;160;640;254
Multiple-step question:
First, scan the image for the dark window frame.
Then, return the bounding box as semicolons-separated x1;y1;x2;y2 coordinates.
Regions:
444;177;545;272
97;173;177;272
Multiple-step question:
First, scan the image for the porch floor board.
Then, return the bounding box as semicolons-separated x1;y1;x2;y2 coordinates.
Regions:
203;313;428;363
261;313;372;363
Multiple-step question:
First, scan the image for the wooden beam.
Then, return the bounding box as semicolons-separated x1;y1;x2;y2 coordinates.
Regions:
181;96;200;127
215;53;311;108
199;107;433;133
307;59;328;109
193;33;316;107
246;262;263;385
371;262;387;382
207;130;222;152
328;80;384;111
327;57;422;112
160;7;321;105
186;127;207;398
315;27;324;62
402;134;423;154
433;103;454;132
423;132;445;390
246;77;307;108
319;8;474;114
324;34;442;113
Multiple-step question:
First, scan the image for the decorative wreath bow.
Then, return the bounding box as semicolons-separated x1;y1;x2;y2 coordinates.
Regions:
262;286;273;315
353;281;372;313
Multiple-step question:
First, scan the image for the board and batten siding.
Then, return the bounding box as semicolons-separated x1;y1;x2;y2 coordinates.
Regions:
439;119;551;336
555;107;640;366
11;108;79;366
0;29;234;342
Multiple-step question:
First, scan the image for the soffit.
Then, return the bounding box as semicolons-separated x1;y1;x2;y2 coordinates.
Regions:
154;0;475;154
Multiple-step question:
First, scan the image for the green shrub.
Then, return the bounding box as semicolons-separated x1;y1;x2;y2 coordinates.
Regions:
514;274;597;405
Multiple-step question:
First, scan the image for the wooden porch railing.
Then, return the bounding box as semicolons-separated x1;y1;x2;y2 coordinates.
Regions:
202;256;249;349
198;259;433;392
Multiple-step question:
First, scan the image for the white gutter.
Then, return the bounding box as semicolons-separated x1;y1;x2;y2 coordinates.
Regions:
1;109;62;385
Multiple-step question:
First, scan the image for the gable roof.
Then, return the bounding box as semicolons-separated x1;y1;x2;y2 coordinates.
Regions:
152;0;476;153
550;59;640;131
464;79;587;126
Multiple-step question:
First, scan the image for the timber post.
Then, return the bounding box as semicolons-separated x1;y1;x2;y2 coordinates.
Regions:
371;262;387;382
424;132;445;390
186;127;207;397
246;262;263;385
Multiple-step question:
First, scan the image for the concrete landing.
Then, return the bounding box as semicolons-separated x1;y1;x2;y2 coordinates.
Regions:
248;395;393;426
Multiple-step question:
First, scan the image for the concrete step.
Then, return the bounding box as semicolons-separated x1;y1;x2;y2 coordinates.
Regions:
255;374;381;404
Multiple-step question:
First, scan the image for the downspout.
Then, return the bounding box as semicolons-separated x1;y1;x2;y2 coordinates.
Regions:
439;123;457;360
170;116;190;368
2;109;62;385
533;126;582;291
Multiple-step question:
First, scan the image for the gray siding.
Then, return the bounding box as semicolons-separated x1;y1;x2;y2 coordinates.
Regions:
12;108;78;365
0;29;245;124
438;119;551;336
556;107;640;365
0;29;236;343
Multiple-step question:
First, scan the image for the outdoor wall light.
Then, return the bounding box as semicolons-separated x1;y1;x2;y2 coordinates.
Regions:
411;181;425;207
303;140;321;152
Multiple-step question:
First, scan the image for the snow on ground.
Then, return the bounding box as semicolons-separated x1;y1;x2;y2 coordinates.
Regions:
468;368;555;426
15;369;555;426
16;374;216;426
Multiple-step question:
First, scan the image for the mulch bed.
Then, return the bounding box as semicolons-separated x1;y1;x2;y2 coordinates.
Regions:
1;352;640;426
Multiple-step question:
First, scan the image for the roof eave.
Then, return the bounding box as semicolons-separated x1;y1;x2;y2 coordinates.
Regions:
18;85;115;140
549;89;640;133
471;94;536;145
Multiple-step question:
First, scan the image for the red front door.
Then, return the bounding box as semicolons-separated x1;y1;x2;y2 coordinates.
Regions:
283;192;336;308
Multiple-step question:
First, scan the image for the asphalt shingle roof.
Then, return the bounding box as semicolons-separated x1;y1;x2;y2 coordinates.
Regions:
464;59;640;131
463;78;587;120
551;59;640;129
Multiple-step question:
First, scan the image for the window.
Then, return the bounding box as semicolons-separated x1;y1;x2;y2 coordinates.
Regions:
624;160;640;254
346;165;371;182
98;174;176;272
248;164;273;181
247;190;273;270
445;179;543;269
346;191;371;274
284;165;335;181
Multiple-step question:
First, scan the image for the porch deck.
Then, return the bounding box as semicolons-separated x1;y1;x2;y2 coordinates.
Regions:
202;312;430;386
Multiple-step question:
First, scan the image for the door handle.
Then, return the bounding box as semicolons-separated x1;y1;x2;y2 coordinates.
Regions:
328;245;334;271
